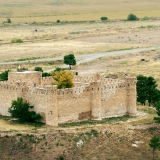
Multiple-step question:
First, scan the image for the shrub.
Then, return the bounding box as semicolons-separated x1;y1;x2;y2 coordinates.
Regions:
7;18;11;23
51;70;74;89
57;20;60;23
127;13;139;21
0;70;10;81
142;16;149;20
17;67;28;71
34;67;43;72
42;72;51;77
101;17;108;21
54;67;64;72
8;97;42;122
11;39;23;43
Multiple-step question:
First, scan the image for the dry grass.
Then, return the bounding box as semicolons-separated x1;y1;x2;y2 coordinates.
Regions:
76;49;160;84
0;20;160;64
0;0;160;22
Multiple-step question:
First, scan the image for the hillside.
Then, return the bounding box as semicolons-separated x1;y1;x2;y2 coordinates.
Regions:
0;105;160;160
0;0;160;23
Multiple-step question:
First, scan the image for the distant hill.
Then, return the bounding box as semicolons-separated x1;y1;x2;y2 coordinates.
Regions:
0;0;160;23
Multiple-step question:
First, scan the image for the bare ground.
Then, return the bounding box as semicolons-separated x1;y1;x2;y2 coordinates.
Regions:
0;105;160;160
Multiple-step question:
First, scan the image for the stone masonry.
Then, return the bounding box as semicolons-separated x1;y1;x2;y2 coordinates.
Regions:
0;71;137;126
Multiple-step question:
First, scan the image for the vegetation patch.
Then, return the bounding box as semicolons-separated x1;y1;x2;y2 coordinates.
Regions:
11;39;23;43
59;115;131;127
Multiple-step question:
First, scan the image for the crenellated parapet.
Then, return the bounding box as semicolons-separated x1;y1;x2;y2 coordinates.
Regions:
41;76;54;86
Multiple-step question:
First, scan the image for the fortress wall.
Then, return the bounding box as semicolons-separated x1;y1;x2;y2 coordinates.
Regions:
100;78;124;85
57;86;91;123
41;76;53;86
73;75;95;83
0;83;19;116
23;86;57;125
101;82;127;118
126;77;137;115
8;71;42;87
74;75;124;85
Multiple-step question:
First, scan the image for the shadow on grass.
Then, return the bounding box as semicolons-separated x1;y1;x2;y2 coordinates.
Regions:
59;115;131;127
0;114;44;127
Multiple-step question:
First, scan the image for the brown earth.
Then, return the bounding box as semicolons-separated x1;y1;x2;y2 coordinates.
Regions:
0;106;160;160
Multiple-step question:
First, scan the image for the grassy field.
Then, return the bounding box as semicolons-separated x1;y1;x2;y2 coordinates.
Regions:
0;0;160;23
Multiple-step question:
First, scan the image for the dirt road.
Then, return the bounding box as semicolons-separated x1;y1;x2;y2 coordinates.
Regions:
0;46;159;72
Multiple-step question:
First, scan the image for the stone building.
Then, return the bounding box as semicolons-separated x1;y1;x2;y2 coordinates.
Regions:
0;71;137;126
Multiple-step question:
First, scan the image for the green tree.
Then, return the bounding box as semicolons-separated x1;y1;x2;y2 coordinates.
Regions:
8;97;42;122
101;17;108;21
147;77;159;106
63;54;76;69
154;100;160;123
149;136;160;160
0;70;10;81
127;13;139;21
137;75;158;106
51;70;74;89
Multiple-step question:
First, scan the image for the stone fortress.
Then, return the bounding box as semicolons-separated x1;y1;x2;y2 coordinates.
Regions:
0;71;137;126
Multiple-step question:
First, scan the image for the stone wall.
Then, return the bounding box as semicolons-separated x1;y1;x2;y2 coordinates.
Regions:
0;71;137;126
8;71;42;87
57;86;91;123
0;82;18;115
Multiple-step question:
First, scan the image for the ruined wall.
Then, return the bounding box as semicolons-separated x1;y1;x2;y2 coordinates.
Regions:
8;71;42;87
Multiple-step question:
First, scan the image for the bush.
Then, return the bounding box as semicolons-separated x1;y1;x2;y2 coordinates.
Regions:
54;67;64;72
34;66;51;77
17;67;28;71
8;97;42;122
34;67;43;72
51;70;74;89
127;13;139;21
42;72;51;77
142;16;149;20
101;17;108;21
11;39;23;43
7;18;11;23
57;20;60;23
0;70;10;81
